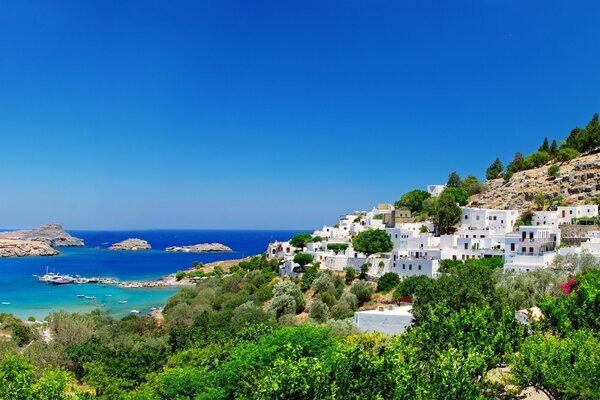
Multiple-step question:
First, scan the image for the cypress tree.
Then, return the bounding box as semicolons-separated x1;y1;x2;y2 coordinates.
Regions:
549;139;558;156
539;137;549;152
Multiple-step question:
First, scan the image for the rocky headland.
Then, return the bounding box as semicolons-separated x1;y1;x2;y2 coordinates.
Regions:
108;238;151;251
165;243;232;253
0;223;84;247
0;239;59;257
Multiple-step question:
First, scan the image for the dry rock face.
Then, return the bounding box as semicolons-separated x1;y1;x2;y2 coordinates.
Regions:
0;239;59;257
165;243;233;253
0;223;84;247
470;153;600;211
109;238;152;251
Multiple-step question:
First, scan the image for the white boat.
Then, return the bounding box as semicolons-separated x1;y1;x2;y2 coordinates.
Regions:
119;300;128;304
76;294;85;298
74;277;89;284
105;294;113;297
130;309;140;314
84;296;96;300
1;302;10;305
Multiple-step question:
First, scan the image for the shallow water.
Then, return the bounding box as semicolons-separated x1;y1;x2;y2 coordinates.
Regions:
0;229;300;319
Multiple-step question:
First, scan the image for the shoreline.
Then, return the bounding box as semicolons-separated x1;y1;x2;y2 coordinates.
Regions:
78;255;257;289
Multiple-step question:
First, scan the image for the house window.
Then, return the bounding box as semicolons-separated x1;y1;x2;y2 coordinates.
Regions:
393;254;397;261
529;247;534;253
402;264;405;270
464;243;468;250
476;216;480;221
418;265;421;270
510;243;515;251
409;265;412;270
395;234;398;238
493;216;497;221
465;215;468;219
522;247;526;252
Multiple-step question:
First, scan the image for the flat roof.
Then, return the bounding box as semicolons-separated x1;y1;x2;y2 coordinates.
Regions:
355;305;413;316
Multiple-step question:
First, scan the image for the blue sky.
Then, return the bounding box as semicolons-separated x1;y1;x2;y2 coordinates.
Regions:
0;1;599;230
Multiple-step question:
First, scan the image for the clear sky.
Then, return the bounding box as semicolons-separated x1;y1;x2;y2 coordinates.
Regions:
0;1;599;230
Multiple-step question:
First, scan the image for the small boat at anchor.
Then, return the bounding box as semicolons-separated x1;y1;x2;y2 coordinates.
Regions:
84;296;96;300
1;302;10;305
130;309;140;314
76;294;85;298
119;300;128;304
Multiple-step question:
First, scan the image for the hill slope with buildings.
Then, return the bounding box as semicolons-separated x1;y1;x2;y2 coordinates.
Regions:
470;151;600;211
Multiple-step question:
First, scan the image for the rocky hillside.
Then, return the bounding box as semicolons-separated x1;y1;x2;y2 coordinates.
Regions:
470;152;600;211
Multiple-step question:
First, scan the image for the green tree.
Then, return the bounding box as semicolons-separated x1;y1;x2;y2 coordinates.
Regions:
394;190;431;213
539;137;549;152
507;152;524;172
524;151;550;168
344;267;356;285
289;233;312;249
419;225;429;233
511;330;600;400
563;113;600;152
377;272;400;293
309;300;330;323
548;163;560;177
443;187;469;206
326;243;348;254
534;193;547;210
503;170;513;181
352;229;393;256
433;189;462;234
293;253;313;269
349;280;374;304
557;147;580;164
461;174;485;195
485;157;503;180
549;139;558;156
446;171;462;187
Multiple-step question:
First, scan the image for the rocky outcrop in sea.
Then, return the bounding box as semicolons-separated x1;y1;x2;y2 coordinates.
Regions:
165;243;233;253
0;223;84;247
108;238;151;251
0;239;59;257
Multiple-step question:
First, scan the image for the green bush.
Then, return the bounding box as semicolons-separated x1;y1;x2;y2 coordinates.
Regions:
377;272;400;293
548;164;560;177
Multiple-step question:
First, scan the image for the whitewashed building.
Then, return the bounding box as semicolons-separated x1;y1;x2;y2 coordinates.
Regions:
460;207;520;234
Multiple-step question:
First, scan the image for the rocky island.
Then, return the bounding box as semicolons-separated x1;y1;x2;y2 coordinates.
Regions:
108;238;152;251
0;223;84;247
165;243;232;253
0;239;59;257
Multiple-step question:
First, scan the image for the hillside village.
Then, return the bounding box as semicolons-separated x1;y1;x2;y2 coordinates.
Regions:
269;191;599;280
268;113;600;285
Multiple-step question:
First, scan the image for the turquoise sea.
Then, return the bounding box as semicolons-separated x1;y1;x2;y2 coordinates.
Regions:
0;230;300;320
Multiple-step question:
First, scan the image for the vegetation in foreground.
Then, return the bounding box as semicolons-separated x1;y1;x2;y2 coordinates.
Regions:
0;253;599;399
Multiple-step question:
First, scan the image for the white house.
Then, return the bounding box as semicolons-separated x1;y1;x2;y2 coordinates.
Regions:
503;225;561;272
532;211;560;226
557;205;599;224
460;207;520;234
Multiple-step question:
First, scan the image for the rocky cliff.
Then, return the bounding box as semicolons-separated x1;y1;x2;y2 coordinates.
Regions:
0;239;59;257
0;223;84;247
470;152;600;211
165;243;233;253
109;238;151;251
